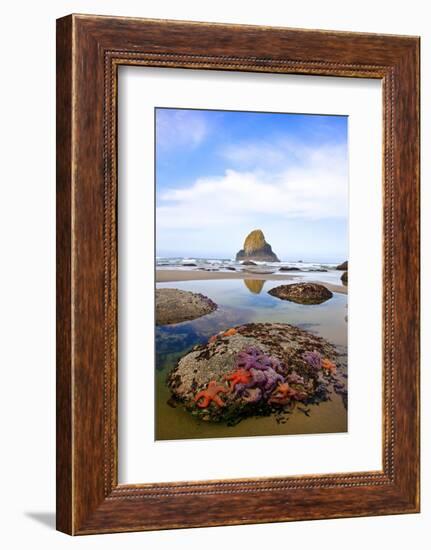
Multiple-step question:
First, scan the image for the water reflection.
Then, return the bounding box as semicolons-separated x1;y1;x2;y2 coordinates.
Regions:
243;279;265;294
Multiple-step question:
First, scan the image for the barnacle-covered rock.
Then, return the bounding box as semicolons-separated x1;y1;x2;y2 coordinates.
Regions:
156;288;217;325
167;322;347;424
268;283;333;305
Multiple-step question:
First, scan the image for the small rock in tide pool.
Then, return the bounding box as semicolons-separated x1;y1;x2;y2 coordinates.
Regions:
167;396;179;408
268;283;333;305
155;288;217;325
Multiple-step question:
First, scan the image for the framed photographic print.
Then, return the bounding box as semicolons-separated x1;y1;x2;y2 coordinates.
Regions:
56;14;420;534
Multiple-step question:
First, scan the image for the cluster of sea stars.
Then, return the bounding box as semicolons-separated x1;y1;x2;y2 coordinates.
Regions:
194;346;311;409
193;344;338;411
303;350;337;375
229;346;285;403
235;346;283;374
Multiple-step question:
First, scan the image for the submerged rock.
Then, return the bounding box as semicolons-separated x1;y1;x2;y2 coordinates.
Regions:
268;283;333;305
279;266;301;272
236;229;280;262
156;288;217;325
167;322;347;424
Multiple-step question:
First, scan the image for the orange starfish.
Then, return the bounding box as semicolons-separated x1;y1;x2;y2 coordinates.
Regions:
322;358;337;374
224;368;252;390
209;328;237;344
194;380;229;408
268;382;296;405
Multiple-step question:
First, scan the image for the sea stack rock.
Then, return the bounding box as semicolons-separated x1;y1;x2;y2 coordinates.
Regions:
236;229;280;262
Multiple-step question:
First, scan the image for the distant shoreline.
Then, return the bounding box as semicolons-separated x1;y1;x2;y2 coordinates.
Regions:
156;269;347;295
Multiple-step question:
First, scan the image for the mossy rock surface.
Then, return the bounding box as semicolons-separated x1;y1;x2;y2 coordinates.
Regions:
268;283;333;305
156;288;217;325
167;322;347;424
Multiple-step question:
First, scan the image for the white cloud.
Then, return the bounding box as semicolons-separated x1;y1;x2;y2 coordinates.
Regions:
221;138;303;168
157;142;348;231
156;109;209;150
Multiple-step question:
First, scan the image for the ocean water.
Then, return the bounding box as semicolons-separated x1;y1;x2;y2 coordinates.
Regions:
155;277;348;441
156;256;340;272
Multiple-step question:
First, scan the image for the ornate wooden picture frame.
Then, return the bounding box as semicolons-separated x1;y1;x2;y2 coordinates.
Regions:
56;14;420;535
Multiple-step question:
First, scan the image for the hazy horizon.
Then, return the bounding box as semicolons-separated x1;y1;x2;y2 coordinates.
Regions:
156;108;348;263
155;251;345;264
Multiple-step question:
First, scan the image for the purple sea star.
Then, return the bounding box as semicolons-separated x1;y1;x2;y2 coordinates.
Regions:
233;346;284;401
303;350;322;370
287;372;305;385
235;346;283;373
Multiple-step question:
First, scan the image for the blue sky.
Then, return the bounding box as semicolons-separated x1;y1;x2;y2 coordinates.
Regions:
155;108;348;262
